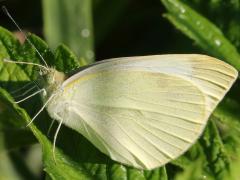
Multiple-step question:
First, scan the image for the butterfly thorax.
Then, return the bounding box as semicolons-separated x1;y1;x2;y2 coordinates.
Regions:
38;68;66;101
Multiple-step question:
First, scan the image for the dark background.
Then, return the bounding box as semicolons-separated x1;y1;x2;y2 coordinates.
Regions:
0;0;199;62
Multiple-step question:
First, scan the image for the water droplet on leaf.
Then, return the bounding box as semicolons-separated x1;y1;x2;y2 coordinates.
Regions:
81;29;90;38
214;39;222;46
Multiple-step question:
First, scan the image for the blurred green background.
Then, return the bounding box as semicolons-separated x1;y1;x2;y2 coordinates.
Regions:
1;0;240;180
2;0;240;63
0;0;199;62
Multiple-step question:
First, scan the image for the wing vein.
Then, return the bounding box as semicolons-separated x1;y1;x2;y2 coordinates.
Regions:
80;103;204;124
71;107;138;165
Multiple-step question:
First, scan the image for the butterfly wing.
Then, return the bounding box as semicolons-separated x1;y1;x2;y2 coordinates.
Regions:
62;71;207;169
64;54;237;113
49;54;237;169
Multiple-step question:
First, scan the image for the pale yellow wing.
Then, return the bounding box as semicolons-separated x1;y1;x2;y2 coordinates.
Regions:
48;54;237;170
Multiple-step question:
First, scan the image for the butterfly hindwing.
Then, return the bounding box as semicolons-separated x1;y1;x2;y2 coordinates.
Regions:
57;70;206;169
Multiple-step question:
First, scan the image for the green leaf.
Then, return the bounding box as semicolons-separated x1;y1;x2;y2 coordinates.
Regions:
0;88;36;153
200;120;230;179
161;0;240;70
54;44;81;73
175;159;212;180
0;28;36;90
181;0;240;50
42;0;94;63
213;98;240;179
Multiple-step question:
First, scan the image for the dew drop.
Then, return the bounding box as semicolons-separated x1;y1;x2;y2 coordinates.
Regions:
180;8;186;13
81;29;90;38
214;39;222;46
86;50;94;59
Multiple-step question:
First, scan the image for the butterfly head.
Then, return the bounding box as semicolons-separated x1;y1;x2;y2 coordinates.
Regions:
38;68;66;99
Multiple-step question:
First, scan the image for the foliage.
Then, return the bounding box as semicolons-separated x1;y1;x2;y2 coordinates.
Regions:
42;0;94;63
0;0;240;179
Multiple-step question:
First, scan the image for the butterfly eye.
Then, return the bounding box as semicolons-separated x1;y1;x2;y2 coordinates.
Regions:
42;89;47;97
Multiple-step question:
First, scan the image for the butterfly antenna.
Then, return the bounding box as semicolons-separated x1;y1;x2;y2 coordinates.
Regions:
3;58;49;71
2;6;49;69
53;118;63;164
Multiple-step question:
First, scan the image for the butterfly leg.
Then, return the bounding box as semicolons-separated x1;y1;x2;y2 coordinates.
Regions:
47;119;56;137
52;112;64;164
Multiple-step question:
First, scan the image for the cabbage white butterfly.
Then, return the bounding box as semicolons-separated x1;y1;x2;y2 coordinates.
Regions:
37;54;237;170
2;5;238;171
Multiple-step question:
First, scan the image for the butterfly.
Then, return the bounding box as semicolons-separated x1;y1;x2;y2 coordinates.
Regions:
1;4;238;172
35;54;237;170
